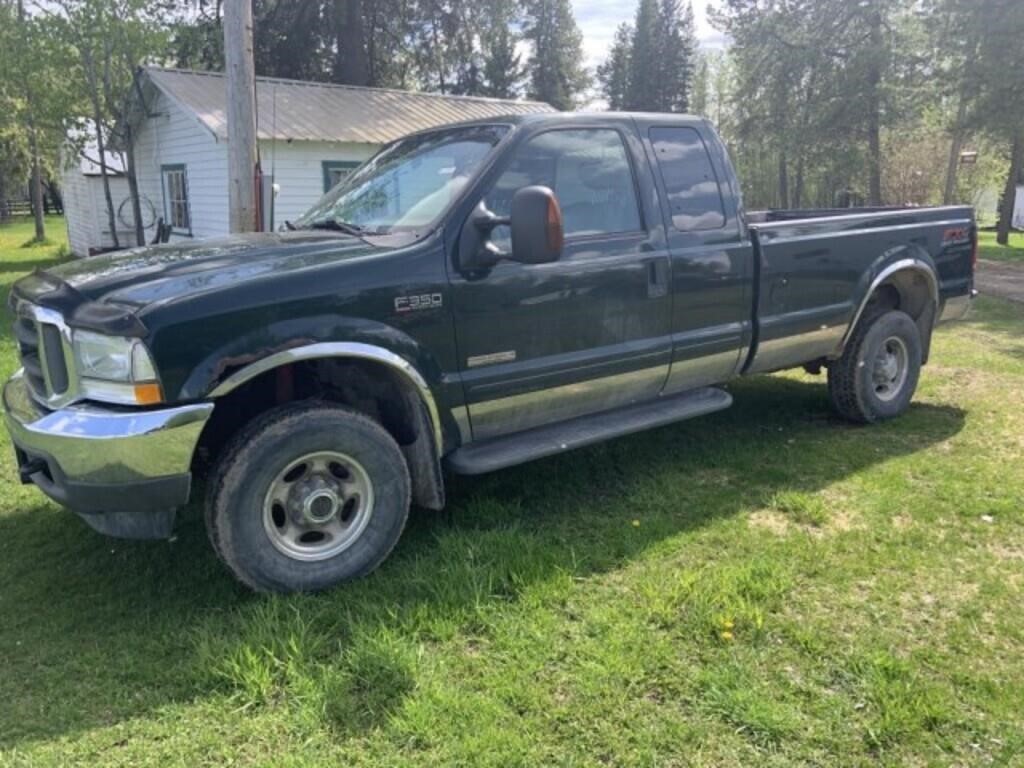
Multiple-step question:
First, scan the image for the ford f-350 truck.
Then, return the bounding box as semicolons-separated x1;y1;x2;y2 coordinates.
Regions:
2;114;975;592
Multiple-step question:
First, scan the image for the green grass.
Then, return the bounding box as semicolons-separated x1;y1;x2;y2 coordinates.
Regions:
978;229;1024;262
1;215;1023;766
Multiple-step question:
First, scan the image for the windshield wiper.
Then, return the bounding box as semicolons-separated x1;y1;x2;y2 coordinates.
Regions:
308;218;367;236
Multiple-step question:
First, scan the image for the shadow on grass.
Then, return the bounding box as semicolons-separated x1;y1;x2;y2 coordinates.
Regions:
0;375;966;749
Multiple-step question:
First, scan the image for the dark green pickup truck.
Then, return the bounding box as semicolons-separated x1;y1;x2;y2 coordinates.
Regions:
3;113;976;592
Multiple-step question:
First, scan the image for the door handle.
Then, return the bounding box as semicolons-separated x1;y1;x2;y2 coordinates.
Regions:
647;258;669;298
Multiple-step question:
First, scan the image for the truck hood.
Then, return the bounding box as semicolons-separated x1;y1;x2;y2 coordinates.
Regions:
35;231;388;310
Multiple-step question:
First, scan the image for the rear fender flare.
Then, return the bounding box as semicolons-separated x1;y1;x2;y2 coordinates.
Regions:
837;251;939;358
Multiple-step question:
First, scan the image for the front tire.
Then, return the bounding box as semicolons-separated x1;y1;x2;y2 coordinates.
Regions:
206;403;411;593
828;309;923;424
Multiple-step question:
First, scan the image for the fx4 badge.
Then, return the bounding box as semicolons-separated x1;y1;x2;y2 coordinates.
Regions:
395;293;443;313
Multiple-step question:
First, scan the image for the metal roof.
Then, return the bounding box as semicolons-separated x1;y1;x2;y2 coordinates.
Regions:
141;67;555;145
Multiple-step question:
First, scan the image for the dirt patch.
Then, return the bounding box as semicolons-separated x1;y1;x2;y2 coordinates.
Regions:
976;259;1024;303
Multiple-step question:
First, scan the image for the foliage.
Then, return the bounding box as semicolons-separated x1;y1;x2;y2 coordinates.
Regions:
169;0;557;101
522;0;591;110
598;0;698;112
0;1;79;234
702;0;1024;214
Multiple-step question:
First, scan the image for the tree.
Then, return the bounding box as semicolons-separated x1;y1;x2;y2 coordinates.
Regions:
335;0;370;86
0;0;74;238
52;0;170;246
481;0;525;98
522;0;590;110
597;23;632;110
689;51;709;116
624;0;658;110
949;0;1024;243
653;0;697;112
599;0;697;113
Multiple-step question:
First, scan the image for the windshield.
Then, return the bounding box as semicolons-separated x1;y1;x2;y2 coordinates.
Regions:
295;124;510;234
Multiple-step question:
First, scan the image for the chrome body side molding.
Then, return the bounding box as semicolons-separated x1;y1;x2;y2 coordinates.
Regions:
466;364;668;441
208;342;444;454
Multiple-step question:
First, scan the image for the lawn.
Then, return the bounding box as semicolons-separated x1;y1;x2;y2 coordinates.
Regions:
978;229;1024;263
0;215;1022;767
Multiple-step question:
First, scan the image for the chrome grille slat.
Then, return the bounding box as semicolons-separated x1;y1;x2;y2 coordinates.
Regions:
11;302;77;407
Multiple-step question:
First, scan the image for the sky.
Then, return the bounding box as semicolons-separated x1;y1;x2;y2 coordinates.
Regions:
570;0;728;73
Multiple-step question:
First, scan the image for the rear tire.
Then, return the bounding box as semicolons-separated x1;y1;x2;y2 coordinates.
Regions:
827;309;922;424
206;402;410;593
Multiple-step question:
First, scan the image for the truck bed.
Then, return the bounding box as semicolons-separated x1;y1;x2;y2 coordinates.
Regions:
741;205;975;375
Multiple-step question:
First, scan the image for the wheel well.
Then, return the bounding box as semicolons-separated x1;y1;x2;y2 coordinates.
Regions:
194;357;444;510
857;268;938;363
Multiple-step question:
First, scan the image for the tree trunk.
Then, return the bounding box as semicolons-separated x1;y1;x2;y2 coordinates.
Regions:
943;93;968;205
793;154;805;209
996;132;1022;246
866;9;883;206
125;127;145;246
778;150;789;209
84;49;120;249
28;131;45;242
19;0;44;241
335;0;369;86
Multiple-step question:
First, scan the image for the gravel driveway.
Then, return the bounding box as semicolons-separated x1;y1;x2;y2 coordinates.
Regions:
976;259;1024;303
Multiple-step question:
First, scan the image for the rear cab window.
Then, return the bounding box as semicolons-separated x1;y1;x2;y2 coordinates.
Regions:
649;126;726;231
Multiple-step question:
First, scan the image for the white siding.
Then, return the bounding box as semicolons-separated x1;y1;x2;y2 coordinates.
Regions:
62;161;95;257
262;140;378;226
61;162;131;257
132;91;228;241
1014;185;1024;229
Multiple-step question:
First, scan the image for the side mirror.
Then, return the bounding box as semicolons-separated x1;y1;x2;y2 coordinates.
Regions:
458;186;563;272
509;185;564;265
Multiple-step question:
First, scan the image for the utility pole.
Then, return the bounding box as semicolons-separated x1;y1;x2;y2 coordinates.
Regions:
224;0;258;233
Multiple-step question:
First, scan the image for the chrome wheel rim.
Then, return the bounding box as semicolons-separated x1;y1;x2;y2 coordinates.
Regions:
872;336;909;402
262;451;374;562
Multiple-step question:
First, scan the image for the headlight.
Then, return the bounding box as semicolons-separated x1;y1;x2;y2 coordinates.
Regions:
72;330;163;405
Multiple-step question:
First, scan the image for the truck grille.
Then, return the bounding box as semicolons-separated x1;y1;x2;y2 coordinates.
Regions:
13;304;71;403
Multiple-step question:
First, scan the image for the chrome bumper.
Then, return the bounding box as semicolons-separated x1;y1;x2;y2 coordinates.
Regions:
2;371;213;536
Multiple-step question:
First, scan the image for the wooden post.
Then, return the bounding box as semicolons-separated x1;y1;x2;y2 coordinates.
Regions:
224;0;258;233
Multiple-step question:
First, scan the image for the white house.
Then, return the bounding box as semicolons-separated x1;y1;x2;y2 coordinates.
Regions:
1014;184;1024;229
61;148;135;256
62;67;552;255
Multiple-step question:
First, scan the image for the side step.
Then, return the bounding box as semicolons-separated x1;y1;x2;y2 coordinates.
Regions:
446;386;732;475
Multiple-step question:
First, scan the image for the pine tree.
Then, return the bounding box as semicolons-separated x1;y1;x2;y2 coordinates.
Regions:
665;0;697;111
689;52;709;116
523;0;590;110
597;23;632;110
619;0;696;112
625;0;659;110
482;0;524;98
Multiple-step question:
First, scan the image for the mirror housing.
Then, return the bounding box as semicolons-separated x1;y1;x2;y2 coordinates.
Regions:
458;186;563;272
509;185;564;265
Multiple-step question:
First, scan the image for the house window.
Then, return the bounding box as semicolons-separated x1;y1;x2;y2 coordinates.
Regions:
161;164;191;234
322;160;360;193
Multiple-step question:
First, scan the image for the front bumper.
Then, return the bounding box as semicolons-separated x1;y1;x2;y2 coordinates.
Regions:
2;371;213;538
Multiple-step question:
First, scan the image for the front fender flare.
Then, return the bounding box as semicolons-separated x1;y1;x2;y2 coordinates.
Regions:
207;341;444;455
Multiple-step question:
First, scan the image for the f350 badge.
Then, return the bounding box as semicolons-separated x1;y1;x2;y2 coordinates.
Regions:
395;293;443;313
